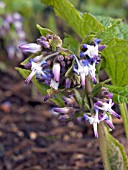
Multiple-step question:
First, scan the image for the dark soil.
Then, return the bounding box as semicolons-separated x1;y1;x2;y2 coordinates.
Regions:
0;65;127;170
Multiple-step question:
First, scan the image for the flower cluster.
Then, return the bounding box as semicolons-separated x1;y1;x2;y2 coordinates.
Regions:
19;30;120;138
52;88;120;138
0;9;26;59
19;34;76;90
83;87;120;137
73;39;106;86
19;34;106;94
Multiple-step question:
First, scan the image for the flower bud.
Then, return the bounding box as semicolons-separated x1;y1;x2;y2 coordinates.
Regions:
19;43;41;53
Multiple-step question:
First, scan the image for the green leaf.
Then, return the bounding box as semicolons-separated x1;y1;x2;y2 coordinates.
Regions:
96;16;128;40
116;22;128;40
63;34;80;55
41;0;105;38
16;67;64;107
81;13;105;36
106;132;128;170
98;26;118;44
73;89;83;107
102;38;128;87
97;17;122;44
37;24;54;36
105;85;128;103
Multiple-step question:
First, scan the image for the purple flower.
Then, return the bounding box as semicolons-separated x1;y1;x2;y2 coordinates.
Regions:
81;39;106;61
25;58;47;84
19;43;41;53
73;55;88;87
94;99;120;119
81;44;99;59
84;109;100;138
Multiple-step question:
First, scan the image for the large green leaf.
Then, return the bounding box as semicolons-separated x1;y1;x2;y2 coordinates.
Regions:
102;38;128;87
105;85;128;103
41;0;105;38
106;132;128;170
16;67;64;107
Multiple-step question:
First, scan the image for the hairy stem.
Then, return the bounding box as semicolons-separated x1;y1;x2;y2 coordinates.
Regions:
98;122;110;170
119;103;128;139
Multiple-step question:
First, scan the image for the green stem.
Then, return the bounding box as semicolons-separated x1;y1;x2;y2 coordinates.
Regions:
119;103;128;139
98;122;110;170
85;78;110;169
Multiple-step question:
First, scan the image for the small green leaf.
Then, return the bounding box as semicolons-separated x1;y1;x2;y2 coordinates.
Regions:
63;34;80;55
105;85;128;103
73;89;83;107
41;0;105;38
106;132;128;170
37;24;54;36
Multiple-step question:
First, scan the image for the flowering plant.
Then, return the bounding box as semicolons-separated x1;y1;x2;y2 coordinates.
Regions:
17;0;128;169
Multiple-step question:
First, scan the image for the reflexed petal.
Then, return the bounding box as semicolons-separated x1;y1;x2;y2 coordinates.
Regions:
80;72;86;87
105;119;115;129
98;44;106;51
93;122;98;138
108;108;121;119
94;38;101;45
25;69;37;84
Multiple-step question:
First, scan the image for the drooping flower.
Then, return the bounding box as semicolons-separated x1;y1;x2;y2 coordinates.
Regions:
94;99;120;119
73;55;89;87
25;58;47;84
83;109;100;138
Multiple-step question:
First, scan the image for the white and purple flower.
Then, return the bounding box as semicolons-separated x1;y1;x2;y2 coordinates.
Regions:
19;43;42;53
73;55;89;87
25;58;47;84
